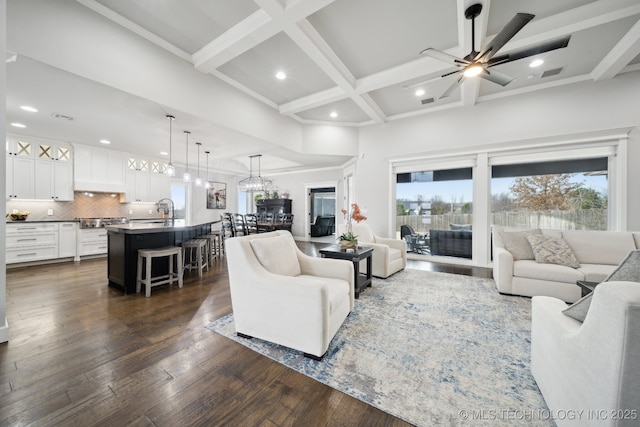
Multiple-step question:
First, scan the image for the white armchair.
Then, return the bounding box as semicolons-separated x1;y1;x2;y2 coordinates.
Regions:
226;231;354;359
531;282;640;426
339;223;406;278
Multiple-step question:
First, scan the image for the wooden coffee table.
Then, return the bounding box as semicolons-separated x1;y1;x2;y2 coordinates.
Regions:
319;245;373;299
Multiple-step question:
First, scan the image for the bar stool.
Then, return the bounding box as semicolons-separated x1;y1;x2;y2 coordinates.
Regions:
136;246;183;297
207;229;224;258
183;239;209;277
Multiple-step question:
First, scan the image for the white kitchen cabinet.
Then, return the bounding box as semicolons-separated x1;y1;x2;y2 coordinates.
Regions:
148;160;171;202
73;144;126;192
78;228;109;256
124;169;151;202
35;160;74;201
6;223;59;264
123;157;171;203
6;139;35;199
58;222;77;258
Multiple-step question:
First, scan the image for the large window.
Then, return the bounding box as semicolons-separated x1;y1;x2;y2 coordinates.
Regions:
396;167;473;259
491;158;608;231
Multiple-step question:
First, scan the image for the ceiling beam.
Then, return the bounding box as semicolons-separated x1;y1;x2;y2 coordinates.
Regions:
591;19;640;81
255;0;386;123
192;10;278;73
192;0;338;72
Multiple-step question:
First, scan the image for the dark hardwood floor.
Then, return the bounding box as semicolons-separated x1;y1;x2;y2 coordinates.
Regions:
1;242;491;426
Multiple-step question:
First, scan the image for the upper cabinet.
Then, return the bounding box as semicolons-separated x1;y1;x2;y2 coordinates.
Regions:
6;139;35;199
34;142;74;201
122;157;170;203
74;144;126;193
6;135;73;201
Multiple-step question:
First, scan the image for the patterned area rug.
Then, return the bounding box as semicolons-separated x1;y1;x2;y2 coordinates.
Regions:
206;269;552;426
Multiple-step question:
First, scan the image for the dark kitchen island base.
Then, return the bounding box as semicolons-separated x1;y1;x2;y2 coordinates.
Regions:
107;221;217;294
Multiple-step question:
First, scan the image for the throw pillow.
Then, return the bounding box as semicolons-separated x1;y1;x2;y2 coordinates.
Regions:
604;250;640;282
250;234;301;277
562;292;593;322
526;234;580;268
499;229;542;260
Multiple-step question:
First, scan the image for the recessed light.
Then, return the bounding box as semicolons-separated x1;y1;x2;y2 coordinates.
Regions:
20;105;38;113
530;59;544;68
11;123;26;128
160;151;168;156
415;89;425;97
100;139;111;144
275;71;287;80
330;111;338;118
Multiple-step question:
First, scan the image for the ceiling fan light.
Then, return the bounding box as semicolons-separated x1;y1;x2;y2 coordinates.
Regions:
463;64;484;78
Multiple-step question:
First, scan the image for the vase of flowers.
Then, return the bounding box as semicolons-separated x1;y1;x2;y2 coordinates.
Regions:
338;203;367;249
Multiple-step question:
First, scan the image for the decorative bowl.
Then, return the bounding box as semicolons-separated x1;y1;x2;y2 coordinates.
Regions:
8;214;28;221
338;239;357;250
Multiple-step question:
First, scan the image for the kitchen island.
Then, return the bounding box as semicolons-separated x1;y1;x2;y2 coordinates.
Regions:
106;221;219;294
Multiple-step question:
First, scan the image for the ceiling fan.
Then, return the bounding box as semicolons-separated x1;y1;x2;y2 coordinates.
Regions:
420;3;571;98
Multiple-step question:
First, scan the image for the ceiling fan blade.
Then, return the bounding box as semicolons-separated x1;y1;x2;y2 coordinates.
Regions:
475;13;535;62
420;48;469;67
486;35;571;67
440;75;464;99
479;68;514;86
441;68;463;78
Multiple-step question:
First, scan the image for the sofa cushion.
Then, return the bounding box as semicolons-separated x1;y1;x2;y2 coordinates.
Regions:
500;229;542;260
450;223;472;231
514;260;584;284
577;264;616;283
562;231;636;265
250;234;301;277
298;275;349;314
527;235;580;268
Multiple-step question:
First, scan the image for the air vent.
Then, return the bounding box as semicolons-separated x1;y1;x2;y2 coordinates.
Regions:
51;113;75;121
421;97;435;105
541;67;564;78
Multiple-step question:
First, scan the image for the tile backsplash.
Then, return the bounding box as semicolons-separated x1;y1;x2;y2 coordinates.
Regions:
6;192;163;220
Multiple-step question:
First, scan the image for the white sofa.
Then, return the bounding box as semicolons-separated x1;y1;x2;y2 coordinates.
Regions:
338;223;406;278
531;282;640;426
226;231;354;359
493;227;640;303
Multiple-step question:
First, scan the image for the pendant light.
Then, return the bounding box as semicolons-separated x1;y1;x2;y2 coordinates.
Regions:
238;154;271;192
195;142;203;186
204;150;211;189
183;131;191;182
165;114;175;176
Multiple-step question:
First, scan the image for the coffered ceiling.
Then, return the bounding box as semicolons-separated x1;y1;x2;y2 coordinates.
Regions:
6;0;640;174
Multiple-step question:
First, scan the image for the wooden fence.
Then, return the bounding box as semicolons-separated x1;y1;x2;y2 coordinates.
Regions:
396;209;607;233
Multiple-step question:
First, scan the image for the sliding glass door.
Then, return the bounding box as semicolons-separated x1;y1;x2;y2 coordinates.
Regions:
396;167;474;259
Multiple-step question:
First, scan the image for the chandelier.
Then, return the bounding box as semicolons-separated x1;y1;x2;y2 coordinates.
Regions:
238;154;271;192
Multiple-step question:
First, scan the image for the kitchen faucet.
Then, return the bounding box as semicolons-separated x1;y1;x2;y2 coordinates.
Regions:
156;198;175;226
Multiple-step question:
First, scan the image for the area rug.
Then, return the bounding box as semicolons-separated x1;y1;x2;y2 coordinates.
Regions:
206;269;552;426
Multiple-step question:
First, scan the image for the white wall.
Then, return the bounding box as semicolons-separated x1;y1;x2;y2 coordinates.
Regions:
356;73;640;237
